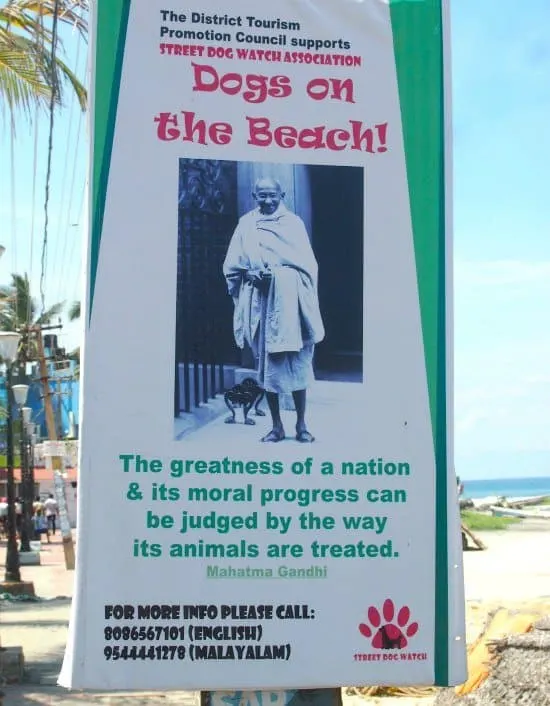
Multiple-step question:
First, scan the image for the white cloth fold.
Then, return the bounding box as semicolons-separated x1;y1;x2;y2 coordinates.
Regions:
223;204;325;355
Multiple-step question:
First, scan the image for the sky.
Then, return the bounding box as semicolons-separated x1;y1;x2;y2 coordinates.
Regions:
0;16;88;354
1;1;549;480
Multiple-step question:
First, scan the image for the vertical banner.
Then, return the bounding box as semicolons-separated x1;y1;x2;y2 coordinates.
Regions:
43;442;72;536
60;0;466;690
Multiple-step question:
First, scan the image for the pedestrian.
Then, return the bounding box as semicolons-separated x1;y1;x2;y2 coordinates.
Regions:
44;493;58;535
33;508;50;544
0;496;7;539
15;496;23;536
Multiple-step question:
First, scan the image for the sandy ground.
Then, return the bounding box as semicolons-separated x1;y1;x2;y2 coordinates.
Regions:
1;520;550;705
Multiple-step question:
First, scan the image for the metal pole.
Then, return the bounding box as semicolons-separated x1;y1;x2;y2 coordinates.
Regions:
4;365;21;582
56;378;63;438
19;419;32;553
28;432;35;532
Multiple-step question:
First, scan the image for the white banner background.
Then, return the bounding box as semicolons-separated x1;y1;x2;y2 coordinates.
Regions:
60;0;465;690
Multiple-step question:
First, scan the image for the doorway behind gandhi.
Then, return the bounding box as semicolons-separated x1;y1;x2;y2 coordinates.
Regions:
235;160;364;383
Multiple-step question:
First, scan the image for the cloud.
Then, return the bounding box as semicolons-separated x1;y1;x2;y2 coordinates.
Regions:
455;410;489;434
455;371;550;454
455;259;550;287
525;374;550;384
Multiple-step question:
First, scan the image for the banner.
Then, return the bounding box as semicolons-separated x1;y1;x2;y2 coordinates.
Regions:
61;0;466;691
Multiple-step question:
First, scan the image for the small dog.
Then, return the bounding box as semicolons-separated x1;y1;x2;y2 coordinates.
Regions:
224;377;266;425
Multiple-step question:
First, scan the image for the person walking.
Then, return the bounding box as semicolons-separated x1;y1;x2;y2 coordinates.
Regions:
44;493;58;535
33;507;50;544
0;496;7;539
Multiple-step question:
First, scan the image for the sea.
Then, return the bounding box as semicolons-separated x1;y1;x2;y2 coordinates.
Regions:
462;476;550;500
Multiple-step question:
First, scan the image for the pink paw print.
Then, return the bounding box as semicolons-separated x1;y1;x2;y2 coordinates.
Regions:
359;599;419;649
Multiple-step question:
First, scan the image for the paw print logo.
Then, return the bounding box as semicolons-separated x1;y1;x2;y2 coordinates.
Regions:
359;599;419;649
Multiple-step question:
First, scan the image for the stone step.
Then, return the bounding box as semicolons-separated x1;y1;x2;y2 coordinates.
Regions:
0;645;25;684
0;580;35;597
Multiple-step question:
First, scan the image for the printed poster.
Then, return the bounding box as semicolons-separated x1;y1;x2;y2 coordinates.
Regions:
60;0;467;691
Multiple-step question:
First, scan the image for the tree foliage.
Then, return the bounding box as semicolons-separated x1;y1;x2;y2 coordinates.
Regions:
68;300;80;321
0;0;88;119
0;272;64;362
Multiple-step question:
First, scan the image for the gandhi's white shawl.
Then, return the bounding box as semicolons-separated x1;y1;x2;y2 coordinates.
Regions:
223;205;325;353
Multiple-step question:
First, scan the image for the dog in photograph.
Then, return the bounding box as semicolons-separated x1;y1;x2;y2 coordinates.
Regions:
224;377;266;425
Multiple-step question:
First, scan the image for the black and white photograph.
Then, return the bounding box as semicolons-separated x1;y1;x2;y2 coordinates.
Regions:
173;159;364;443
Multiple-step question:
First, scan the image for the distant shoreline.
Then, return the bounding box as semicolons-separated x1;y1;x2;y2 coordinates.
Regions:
465;496;550;507
462;476;550;500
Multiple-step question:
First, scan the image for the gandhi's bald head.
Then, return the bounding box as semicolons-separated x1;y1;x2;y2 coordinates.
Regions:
253;177;285;215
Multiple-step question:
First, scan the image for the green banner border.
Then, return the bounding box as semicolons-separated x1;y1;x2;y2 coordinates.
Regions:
389;0;449;685
89;0;131;322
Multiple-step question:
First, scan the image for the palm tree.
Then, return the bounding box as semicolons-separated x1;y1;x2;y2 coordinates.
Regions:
0;272;64;362
0;0;88;118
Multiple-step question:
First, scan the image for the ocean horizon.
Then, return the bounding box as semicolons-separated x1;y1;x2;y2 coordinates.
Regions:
462;476;550;500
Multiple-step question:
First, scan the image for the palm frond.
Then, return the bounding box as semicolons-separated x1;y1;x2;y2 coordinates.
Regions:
68;300;80;321
35;301;64;325
0;311;17;330
0;272;63;327
0;41;51;117
10;272;35;324
0;0;88;40
0;0;88;118
0;284;14;300
41;47;86;110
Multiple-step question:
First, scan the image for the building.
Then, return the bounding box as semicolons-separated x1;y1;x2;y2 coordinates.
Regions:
0;335;80;526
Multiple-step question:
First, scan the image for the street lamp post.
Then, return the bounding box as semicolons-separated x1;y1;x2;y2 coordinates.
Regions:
22;409;35;550
24;415;36;524
12;387;31;552
0;332;22;583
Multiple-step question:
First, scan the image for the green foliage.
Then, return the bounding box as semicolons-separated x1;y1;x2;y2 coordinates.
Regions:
0;272;64;327
0;0;88;119
461;510;521;531
0;272;65;362
68;300;80;321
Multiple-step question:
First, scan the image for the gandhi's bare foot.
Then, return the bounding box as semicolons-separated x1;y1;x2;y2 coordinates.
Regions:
261;428;285;442
296;426;315;443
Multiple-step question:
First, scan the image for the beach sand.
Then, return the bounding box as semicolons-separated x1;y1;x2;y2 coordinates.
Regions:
347;516;550;705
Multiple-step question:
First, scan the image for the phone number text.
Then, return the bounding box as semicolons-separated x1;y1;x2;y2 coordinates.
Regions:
104;644;186;660
104;625;185;641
